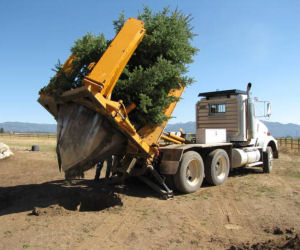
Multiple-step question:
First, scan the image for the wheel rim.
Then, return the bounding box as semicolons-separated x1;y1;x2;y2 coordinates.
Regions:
186;159;201;186
214;155;227;181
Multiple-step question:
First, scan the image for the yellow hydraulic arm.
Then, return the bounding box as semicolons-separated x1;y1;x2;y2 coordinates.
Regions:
79;17;185;158
39;17;185;162
82;17;145;99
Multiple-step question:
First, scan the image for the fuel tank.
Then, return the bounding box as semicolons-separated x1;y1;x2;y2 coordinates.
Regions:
232;148;260;168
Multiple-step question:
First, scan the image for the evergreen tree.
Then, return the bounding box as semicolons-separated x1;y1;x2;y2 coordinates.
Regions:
112;7;198;126
41;7;198;127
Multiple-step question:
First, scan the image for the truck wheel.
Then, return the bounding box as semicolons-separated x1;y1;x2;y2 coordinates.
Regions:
263;146;273;173
205;149;230;186
173;151;204;193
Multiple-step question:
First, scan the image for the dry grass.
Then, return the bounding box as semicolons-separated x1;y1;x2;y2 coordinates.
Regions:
0;134;56;152
279;146;300;156
277;137;300;153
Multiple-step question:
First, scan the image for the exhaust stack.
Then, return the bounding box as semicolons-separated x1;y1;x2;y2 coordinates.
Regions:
246;83;256;143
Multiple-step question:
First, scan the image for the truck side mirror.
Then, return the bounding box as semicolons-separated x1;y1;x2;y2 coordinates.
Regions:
266;103;271;118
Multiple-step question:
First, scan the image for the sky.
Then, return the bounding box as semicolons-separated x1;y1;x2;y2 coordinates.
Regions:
0;0;299;125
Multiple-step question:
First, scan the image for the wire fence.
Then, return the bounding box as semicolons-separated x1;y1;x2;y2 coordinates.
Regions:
0;133;56;139
277;138;300;152
1;133;299;152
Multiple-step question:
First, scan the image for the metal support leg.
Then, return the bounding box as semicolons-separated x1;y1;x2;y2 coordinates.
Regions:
138;176;173;200
147;165;173;194
137;165;173;200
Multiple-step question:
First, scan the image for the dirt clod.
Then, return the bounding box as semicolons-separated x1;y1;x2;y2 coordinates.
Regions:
285;228;294;234
273;227;284;235
229;234;300;250
31;207;41;216
282;234;300;249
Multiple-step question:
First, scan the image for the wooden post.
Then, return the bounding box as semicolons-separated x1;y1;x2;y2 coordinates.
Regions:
285;137;287;147
298;138;300;152
291;138;293;150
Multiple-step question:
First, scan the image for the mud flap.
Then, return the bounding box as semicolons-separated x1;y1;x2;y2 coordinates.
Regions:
56;103;127;178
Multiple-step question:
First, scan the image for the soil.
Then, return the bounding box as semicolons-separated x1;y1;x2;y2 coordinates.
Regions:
0;146;300;249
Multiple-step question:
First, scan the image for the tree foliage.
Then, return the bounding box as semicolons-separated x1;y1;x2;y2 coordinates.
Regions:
112;7;198;126
41;33;108;97
41;7;198;127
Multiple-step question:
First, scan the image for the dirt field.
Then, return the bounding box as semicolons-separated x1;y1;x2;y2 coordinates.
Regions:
0;136;300;249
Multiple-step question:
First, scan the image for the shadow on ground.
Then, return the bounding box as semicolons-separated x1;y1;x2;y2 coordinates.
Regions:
0;177;161;216
229;166;264;177
0;166;267;216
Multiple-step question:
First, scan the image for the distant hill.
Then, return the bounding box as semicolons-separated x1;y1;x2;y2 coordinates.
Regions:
1;121;300;138
166;121;300;138
0;122;56;134
165;121;196;134
262;121;300;138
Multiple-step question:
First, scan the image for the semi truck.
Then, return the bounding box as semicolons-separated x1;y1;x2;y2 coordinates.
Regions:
39;18;278;199
159;83;278;195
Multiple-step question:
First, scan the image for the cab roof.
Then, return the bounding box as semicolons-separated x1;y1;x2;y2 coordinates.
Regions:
198;89;247;98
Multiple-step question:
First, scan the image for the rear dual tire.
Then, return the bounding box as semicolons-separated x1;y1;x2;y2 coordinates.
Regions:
173;151;204;193
172;149;230;193
205;149;230;186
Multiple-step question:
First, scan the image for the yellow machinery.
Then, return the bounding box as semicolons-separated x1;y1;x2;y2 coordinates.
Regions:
39;18;185;198
39;17;277;198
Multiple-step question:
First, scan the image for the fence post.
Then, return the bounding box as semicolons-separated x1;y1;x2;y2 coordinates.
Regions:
298;138;300;152
291;138;293;150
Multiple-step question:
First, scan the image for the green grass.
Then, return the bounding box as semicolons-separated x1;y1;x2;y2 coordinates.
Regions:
23;244;30;248
257;186;273;193
253;185;278;199
200;190;213;200
3;230;11;235
295;201;300;208
142;209;148;216
286;173;300;179
190;240;199;245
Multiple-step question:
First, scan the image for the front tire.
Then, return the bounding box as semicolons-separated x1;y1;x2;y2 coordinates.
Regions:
205;149;230;186
173;151;204;193
263;146;273;173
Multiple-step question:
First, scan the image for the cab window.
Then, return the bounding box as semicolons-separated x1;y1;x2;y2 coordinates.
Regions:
209;104;226;115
